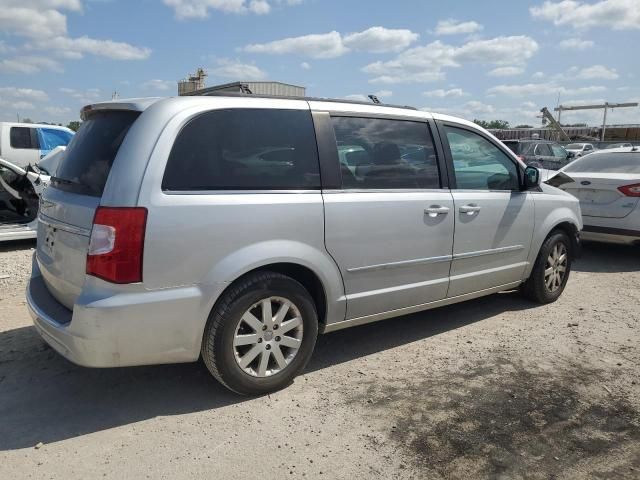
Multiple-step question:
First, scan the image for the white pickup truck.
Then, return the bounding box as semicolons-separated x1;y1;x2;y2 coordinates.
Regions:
0;122;74;241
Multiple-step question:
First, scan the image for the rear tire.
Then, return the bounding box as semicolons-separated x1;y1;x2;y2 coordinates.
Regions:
521;230;572;304
201;271;318;396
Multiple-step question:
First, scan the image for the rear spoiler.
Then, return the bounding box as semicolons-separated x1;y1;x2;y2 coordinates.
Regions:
81;98;162;120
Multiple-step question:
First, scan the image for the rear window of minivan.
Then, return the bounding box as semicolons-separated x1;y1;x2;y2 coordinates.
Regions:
53;110;140;197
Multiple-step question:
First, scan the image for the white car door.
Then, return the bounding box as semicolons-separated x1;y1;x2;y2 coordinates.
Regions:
439;123;535;297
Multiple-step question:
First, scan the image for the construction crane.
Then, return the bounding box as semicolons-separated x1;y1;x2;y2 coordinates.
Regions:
554;102;639;141
540;107;571;141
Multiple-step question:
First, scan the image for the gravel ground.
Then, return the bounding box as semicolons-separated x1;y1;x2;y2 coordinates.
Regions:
0;239;638;479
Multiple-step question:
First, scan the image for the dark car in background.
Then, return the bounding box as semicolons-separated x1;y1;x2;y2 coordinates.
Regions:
503;139;571;171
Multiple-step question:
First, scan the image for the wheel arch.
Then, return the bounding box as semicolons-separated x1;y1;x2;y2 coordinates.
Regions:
524;207;582;279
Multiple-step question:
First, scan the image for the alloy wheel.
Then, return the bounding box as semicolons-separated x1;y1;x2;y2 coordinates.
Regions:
544;242;568;293
233;297;304;377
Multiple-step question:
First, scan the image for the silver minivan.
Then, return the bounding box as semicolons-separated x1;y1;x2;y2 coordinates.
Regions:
27;96;582;395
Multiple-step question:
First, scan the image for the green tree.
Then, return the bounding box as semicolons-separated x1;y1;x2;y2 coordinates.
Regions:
66;121;81;132
473;119;510;129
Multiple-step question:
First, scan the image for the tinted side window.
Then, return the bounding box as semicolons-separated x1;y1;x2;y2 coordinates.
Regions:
331;116;440;189
551;145;567;158
535;143;552;156
445;126;520;191
10;127;37;149
163;109;320;191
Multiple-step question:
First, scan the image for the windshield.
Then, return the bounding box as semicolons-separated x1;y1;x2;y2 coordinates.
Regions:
566;144;583;149
564;152;640;173
53;110;140;196
503;141;520;154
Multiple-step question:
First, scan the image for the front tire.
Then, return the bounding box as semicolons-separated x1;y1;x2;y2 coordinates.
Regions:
521;230;572;304
201;271;318;396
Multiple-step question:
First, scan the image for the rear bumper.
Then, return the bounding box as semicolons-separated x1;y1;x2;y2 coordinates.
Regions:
581;225;640;246
27;256;208;368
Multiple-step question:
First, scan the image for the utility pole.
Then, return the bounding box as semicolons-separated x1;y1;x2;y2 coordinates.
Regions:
601;103;608;142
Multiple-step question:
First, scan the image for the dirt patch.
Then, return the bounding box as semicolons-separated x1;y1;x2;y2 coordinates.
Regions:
351;359;640;479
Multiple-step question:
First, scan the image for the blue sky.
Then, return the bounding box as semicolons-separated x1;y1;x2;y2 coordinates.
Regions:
1;0;639;126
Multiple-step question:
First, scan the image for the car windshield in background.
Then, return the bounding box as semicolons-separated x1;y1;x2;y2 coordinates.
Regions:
564;152;640;174
503;141;520;154
53;111;140;197
566;144;583;149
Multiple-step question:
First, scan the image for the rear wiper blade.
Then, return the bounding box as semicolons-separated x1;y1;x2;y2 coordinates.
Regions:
51;176;77;185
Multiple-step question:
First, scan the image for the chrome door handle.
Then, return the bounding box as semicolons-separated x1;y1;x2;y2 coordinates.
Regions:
424;205;450;217
459;204;481;215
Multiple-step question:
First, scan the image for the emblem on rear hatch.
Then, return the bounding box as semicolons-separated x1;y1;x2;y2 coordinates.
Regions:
581;181;591;186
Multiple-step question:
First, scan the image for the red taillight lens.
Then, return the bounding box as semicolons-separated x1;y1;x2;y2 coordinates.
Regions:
618;183;640;197
86;207;147;284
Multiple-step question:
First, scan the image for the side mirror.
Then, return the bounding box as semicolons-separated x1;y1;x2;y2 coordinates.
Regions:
524;166;540;189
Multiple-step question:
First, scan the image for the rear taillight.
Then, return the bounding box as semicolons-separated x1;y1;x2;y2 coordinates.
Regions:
86;207;147;284
618;183;640;197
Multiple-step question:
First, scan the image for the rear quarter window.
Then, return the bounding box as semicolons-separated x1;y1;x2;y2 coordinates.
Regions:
162;109;320;191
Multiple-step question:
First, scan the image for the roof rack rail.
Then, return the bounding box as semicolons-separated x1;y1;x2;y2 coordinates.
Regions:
186;91;418;110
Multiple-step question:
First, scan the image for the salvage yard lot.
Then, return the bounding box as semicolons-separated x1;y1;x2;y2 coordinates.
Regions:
0;240;638;479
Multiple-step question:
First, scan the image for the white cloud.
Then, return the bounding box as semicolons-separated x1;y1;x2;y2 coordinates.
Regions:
487;82;607;97
163;0;302;18
249;0;270;14
210;58;267;80
530;0;640;30
0;0;150;70
574;64;619;79
343;27;419;53
423;88;467;98
0;56;62;74
44;105;72;116
363;36;538;84
243;26;419;58
464;100;495;114
558;37;595;50
488;66;525;77
300;61;311;70
244;31;347;58
343;94;369;102
142;79;175;91
0;86;49;102
31;36;151;60
60;87;103;104
374;90;393;98
434;19;483;35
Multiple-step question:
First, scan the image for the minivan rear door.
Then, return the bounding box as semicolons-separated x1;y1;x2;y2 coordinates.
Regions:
37;110;140;309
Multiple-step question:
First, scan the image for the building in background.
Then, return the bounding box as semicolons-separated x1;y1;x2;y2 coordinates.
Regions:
177;69;305;98
178;68;208;96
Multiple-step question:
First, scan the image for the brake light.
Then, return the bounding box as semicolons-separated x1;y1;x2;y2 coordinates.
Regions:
86;207;147;283
618;183;640;197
